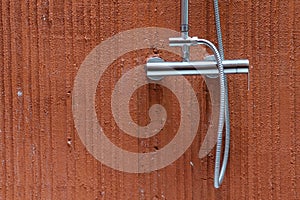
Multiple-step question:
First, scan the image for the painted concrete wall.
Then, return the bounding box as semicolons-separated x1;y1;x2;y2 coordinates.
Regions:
0;0;299;199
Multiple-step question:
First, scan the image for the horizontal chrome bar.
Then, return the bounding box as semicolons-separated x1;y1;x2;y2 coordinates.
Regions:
147;68;248;76
169;37;199;46
146;59;249;78
147;60;249;69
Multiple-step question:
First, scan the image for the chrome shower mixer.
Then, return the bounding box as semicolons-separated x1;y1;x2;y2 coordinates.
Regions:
145;0;249;188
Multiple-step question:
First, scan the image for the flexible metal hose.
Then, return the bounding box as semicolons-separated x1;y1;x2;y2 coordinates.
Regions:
194;38;227;187
213;0;230;188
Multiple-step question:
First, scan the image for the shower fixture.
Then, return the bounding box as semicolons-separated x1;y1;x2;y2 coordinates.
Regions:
145;0;249;188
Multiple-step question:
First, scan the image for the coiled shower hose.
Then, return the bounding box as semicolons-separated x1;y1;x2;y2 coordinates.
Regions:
212;0;230;188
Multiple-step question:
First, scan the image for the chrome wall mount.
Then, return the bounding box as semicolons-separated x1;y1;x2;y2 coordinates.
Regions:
145;0;249;188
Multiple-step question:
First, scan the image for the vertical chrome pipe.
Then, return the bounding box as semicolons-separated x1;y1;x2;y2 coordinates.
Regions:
181;0;189;37
181;0;190;61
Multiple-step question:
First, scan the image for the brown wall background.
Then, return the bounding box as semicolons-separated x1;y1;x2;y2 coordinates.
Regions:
0;0;299;199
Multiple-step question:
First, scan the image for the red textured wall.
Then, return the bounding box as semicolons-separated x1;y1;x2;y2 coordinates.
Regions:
0;0;299;199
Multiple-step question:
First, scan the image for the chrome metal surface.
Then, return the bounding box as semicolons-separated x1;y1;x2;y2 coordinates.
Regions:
169;36;198;47
181;0;189;34
181;0;189;61
146;59;249;78
146;57;165;81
